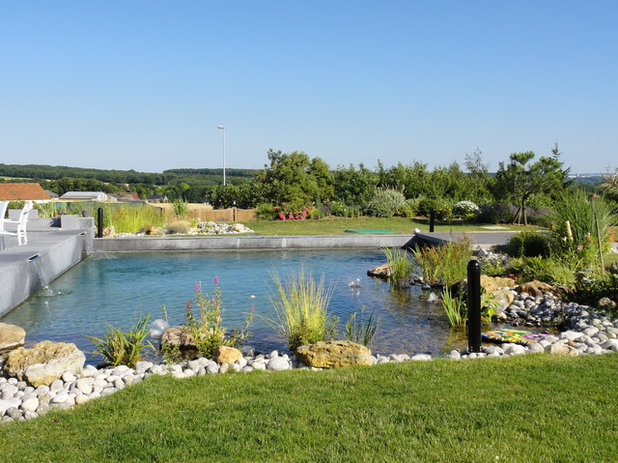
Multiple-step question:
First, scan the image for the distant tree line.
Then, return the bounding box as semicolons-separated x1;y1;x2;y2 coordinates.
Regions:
2;146;613;224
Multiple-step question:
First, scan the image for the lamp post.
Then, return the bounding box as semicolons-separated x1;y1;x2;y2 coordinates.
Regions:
217;125;226;186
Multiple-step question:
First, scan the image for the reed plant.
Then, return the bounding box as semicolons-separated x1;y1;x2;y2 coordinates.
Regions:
104;204;165;233
412;238;473;286
440;288;466;327
344;306;381;347
267;269;337;351
86;314;153;368
382;247;414;289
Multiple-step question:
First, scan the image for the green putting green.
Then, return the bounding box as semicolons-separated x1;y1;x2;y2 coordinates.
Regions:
344;229;397;234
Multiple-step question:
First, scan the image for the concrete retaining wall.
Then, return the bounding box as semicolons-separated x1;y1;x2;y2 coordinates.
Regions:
0;231;92;317
93;234;416;252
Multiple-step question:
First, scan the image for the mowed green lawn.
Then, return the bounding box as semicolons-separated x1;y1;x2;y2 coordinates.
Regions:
1;353;616;463
244;217;525;235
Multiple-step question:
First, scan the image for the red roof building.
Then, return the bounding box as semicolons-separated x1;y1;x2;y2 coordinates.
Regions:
0;183;51;201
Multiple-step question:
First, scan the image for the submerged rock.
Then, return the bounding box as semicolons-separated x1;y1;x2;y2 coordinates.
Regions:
367;264;391;280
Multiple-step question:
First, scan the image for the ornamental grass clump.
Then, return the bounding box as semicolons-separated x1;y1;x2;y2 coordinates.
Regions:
87;314;153;368
268;269;337;351
382;247;414;289
412;238;473;286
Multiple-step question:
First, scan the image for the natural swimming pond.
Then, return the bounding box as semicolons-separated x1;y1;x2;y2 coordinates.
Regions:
1;249;465;362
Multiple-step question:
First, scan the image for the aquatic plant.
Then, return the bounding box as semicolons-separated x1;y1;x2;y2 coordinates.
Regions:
87;314;153;368
344;306;381;347
412;238;472;286
382;247;414;289
440;288;466;327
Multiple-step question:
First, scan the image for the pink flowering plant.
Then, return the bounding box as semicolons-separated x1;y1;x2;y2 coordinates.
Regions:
183;277;253;358
274;201;311;221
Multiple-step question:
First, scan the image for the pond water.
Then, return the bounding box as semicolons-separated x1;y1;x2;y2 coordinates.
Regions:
1;250;466;363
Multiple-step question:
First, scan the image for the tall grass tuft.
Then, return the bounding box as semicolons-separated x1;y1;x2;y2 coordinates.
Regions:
382;247;414;289
267;269;337;351
86;314;153;368
344;306;381;347
412;238;473;286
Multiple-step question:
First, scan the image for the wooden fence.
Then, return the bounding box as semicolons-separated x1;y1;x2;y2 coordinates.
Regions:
165;207;255;222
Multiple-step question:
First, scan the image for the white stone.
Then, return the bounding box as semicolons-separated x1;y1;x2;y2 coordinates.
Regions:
20;396;39;412
267;357;290;371
76;378;94;395
560;330;582;342
74;395;90;405
601;339;618;351
135;361;153;373
526;342;544;353
81;365;98;377
61;372;76;383
206;363;220;374
411;354;432;361
242;366;254;373
252;362;266;371
503;344;526;355
236;357;248;368
0;398;21;415
50;379;64;394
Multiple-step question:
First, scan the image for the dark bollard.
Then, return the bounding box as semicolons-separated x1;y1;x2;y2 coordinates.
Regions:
429;210;435;232
467;259;482;353
97;207;104;238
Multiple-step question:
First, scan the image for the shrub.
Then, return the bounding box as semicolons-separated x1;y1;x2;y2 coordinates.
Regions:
505;230;550;258
344;306;381;347
383;247;414;289
412;238;473;286
103;204;165;233
255;203;277;220
475;204;511;224
87;315;153;368
363;189;405;218
267;269;338;351
172;199;188;217
417;197;452;219
326;200;347;217
453;201;479;220
396;198;420;218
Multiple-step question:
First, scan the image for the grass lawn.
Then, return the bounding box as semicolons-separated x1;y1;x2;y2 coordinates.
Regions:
1;354;617;462
243;217;526;235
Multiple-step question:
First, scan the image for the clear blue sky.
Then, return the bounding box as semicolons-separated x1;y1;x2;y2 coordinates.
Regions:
1;1;616;174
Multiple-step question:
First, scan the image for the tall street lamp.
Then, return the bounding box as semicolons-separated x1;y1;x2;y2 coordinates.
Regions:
217;125;226;186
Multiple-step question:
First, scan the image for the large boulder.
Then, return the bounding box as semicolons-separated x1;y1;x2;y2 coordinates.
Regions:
2;341;85;387
516;280;553;297
367;264;391;280
295;340;372;368
480;275;516;293
0;323;26;353
214;345;242;364
160;326;197;357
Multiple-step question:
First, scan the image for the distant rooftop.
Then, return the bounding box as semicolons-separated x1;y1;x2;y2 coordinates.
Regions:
59;191;108;201
0;183;51;201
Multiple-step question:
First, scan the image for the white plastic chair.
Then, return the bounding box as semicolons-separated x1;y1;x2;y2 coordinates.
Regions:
0;201;8;232
0;201;33;246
